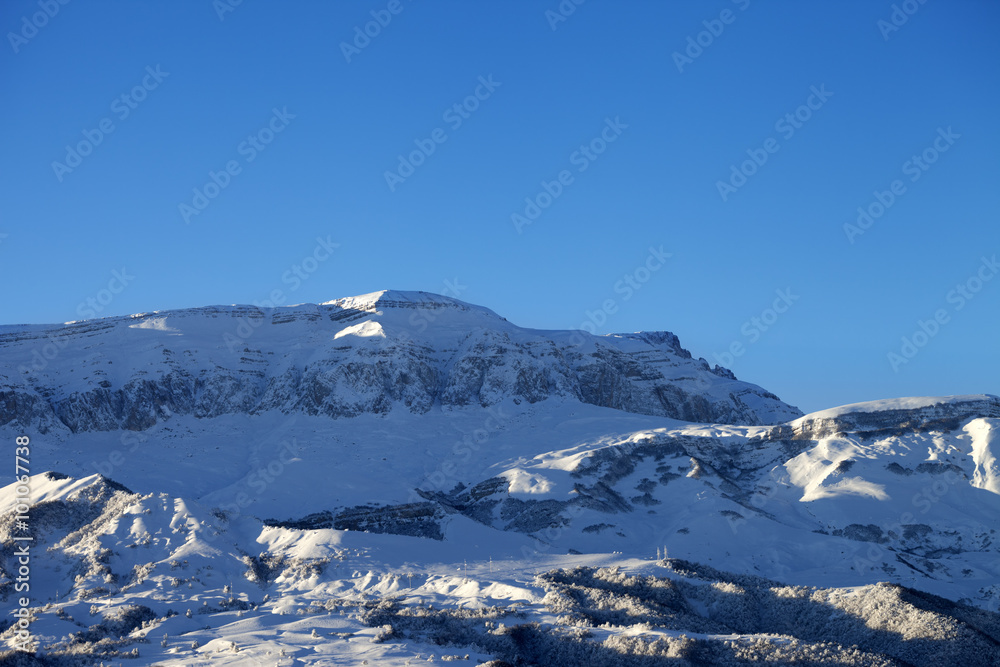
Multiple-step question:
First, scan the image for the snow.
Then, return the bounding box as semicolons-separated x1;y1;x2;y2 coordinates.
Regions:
967;418;1000;494
2;292;999;663
499;468;560;497
794;394;997;422
333;320;386;340
784;437;891;501
128;316;179;333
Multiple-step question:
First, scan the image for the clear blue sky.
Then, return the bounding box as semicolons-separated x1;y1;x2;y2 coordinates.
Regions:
2;1;998;413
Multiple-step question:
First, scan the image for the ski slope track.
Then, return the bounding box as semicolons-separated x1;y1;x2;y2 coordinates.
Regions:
1;290;998;665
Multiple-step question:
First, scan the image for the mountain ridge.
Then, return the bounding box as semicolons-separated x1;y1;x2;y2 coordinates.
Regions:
0;290;803;434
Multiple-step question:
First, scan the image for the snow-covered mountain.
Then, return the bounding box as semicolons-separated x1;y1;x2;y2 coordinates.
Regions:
2;291;999;665
0;289;800;433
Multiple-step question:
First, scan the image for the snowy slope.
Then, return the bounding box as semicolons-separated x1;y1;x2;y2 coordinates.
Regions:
1;292;999;664
2;395;999;663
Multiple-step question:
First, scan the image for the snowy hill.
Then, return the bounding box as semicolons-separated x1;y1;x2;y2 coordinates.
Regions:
0;289;800;433
1;292;999;665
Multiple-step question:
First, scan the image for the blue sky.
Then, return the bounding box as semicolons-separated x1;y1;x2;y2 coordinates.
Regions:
2;0;998;413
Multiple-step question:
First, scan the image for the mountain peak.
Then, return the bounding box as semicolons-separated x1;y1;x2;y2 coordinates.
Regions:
322;289;451;308
320;289;504;320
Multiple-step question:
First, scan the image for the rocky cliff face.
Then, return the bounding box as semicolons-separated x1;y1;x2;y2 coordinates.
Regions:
0;290;802;433
777;396;1000;441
